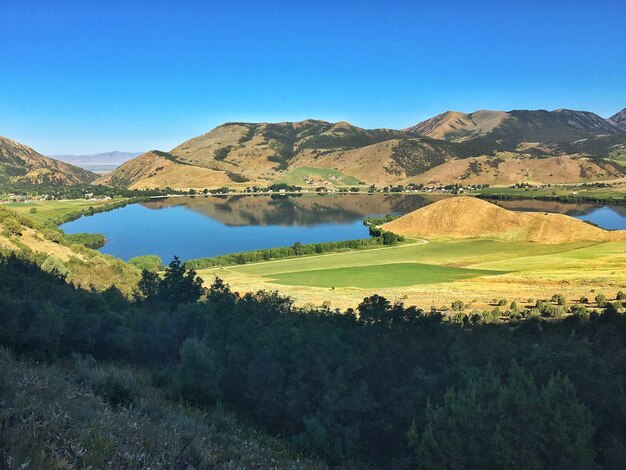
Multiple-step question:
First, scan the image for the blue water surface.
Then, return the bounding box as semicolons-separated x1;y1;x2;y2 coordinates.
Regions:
61;203;371;261
60;195;626;262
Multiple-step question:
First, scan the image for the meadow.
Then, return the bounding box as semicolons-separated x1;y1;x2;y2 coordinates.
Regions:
198;238;626;309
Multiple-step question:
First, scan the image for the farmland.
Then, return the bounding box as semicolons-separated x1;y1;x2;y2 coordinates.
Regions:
197;238;626;310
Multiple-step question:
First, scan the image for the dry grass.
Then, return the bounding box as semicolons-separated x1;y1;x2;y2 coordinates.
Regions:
95;151;232;190
382;196;626;243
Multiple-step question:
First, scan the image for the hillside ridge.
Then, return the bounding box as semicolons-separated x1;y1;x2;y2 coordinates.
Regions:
0;135;97;186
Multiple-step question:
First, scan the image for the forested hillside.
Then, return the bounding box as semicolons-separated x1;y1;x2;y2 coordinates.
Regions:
1;255;624;468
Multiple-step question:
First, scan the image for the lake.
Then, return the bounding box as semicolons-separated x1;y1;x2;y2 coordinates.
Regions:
60;194;626;262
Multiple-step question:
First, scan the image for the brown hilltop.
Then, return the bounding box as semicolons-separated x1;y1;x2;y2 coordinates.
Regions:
94;150;232;189
382;196;626;244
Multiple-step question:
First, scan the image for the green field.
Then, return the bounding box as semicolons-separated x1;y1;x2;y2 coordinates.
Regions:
199;238;626;308
226;239;594;277
276;166;361;187
5;197;129;226
268;262;506;288
472;185;626;200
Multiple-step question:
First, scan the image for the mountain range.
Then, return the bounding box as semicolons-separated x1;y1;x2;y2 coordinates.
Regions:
96;108;626;189
2;107;625;189
51;151;142;166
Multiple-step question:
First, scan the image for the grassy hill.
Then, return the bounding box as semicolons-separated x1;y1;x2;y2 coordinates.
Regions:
0;136;97;186
96;109;626;190
382;196;626;243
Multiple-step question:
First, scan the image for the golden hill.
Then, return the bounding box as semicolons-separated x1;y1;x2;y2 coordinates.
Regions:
0;136;97;186
406;110;511;141
382;196;626;244
95;151;232;190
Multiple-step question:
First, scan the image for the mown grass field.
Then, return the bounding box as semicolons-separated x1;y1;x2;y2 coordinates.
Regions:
276;166;361;187
268;262;506;288
198;238;626;309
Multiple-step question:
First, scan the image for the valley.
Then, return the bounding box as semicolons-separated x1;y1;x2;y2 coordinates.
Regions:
4;2;626;468
34;193;624;312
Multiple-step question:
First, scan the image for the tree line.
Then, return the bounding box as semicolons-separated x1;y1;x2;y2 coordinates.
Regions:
184;233;402;270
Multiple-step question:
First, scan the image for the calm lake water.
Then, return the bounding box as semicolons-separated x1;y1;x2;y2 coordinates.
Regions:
60;194;626;262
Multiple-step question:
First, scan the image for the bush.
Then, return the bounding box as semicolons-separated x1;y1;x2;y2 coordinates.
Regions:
497;298;507;306
64;232;106;249
541;304;564;318
175;338;221;404
74;354;139;407
382;231;400;245
413;365;596;469
595;294;607;307
617;291;626;301
551;293;566;305
41;256;69;277
451;300;465;311
2;217;22;236
129;255;164;272
96;368;140;407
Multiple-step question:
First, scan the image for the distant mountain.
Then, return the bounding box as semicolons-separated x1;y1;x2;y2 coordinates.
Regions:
51;151;142;165
0;136;97;186
408;109;622;144
610;108;626;130
406;110;512;141
96;109;626;190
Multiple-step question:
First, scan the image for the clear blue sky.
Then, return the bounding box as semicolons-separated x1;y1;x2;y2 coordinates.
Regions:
1;0;624;154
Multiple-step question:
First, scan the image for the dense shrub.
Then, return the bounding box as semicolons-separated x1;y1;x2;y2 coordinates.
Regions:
63;232;106;249
175;338;221;404
129;254;164;272
41;255;69;277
